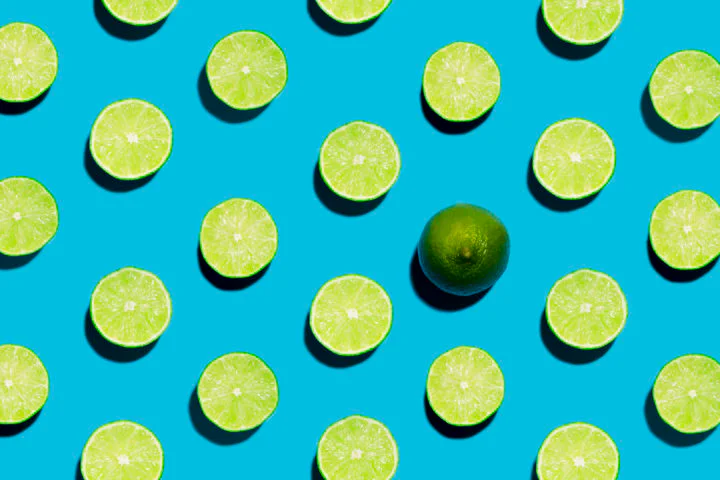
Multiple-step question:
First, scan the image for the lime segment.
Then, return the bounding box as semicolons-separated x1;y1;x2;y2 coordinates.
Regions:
0;345;48;424
0;177;58;256
423;42;501;122
426;346;504;426
537;423;619;480
0;23;57;102
198;353;279;432
315;0;392;24
207;31;287;110
81;421;163;480
102;0;177;26
653;354;720;434
542;0;623;45
317;415;398;480
533;119;615;200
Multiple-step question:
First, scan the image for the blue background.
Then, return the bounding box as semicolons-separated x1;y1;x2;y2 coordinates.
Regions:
1;0;719;478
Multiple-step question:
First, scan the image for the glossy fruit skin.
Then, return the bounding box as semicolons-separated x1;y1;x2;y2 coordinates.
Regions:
418;204;509;296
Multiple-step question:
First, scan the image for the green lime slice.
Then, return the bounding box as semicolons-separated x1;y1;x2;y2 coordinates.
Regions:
207;31;287;110
546;269;627;350
0;345;48;424
426;346;504;426
649;50;720;130
319;121;401;202
198;353;279;432
90;267;171;348
0;177;59;256
200;198;278;279
533;119;615;200
542;0;623;46
649;190;720;270
653;354;720;434
81;421;163;480
310;274;392;356
102;0;177;26
317;415;398;480
0;23;58;103
315;0;392;24
90;99;173;181
422;42;501;122
536;423;619;480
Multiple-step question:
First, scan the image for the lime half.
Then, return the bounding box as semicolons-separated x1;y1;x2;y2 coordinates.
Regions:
198;353;279;432
653;354;720;434
317;415;398;480
650;190;720;270
0;345;49;424
650;50;720;130
537;423;619;480
310;274;392;356
423;42;501;122
426;346;504;426
0;23;58;102
319;121;401;202
533;119;615;200
542;0;623;46
102;0;177;26
90;267;171;348
315;0;392;24
546;269;627;350
0;177;59;256
207;31;287;110
81;421;163;480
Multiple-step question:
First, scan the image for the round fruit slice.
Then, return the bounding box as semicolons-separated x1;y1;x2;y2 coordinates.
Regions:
653;354;720;434
426;346;504;426
90;267;171;348
200;198;278;278
0;345;48;424
0;23;58;102
317;415;398;480
533;119;615;200
319;121;401;202
310;274;392;356
542;0;623;46
207;31;287;110
423;42;501;122
315;0;392;24
0;177;59;256
198;353;279;432
81;421;163;480
649;190;720;270
650;50;720;129
536;423;619;480
546;269;627;350
102;0;177;26
90;99;173;181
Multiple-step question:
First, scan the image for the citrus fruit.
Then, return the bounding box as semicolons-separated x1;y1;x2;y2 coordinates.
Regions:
536;423;619;480
0;345;49;424
0;177;59;256
542;0;624;45
101;0;177;26
315;0;392;24
0;22;57;102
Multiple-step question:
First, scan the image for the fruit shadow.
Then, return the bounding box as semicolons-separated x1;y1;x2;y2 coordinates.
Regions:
304;313;374;368
310;455;323;480
526;156;597;211
646;236;716;282
0;410;41;437
540;309;612;364
420;88;493;134
94;0;166;40
530;461;539;480
0;251;39;270
0;91;49;115
644;389;714;447
84;139;155;192
306;0;378;36
75;460;83;480
424;392;496;439
188;386;259;445
640;84;710;143
197;245;269;290
535;7;608;60
313;163;385;216
197;66;268;124
84;308;157;362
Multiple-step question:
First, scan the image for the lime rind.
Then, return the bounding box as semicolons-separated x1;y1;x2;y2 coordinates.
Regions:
0;344;49;424
0;176;59;256
315;0;392;24
542;0;624;46
0;22;58;103
101;0;178;26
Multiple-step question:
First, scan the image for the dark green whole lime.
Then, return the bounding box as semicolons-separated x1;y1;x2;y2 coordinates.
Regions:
418;203;509;296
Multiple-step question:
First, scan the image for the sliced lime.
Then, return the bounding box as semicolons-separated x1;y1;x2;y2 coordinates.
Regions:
422;42;501;122
0;177;58;256
0;23;57;103
317;415;398;480
533;119;615;200
0;345;48;424
546;269;626;350
90;267;171;348
81;421;163;480
319;121;400;202
536;423;619;480
650;50;720;130
90;99;172;181
200;198;278;279
315;0;392;24
542;0;623;46
102;0;177;26
198;353;279;432
653;354;720;434
649;190;720;270
207;31;287;110
426;346;504;426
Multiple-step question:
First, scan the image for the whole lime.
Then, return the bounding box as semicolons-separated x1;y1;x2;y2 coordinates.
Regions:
418;204;509;296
